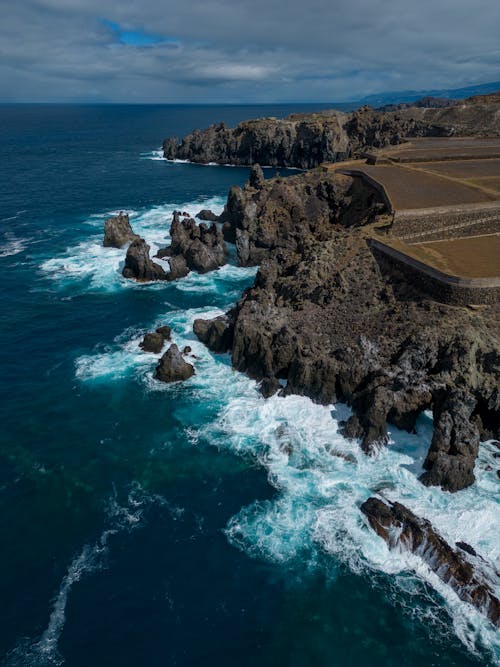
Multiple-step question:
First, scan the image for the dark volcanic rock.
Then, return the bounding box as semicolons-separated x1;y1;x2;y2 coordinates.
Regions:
192;168;500;491
140;325;172;353
159;212;227;274
193;312;235;353
420;389;480;492
162;93;500;168
155;344;195;383
140;332;165;354
361;497;500;626
260;376;281;398
165;254;190;280
220;169;383;266
196;209;220;222
103;212;139;248
122;238;168;281
155;325;172;340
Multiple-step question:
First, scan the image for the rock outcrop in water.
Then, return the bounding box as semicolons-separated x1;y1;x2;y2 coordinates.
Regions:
361;497;500;626
155;343;195;383
122;212;227;282
103;212;139;248
194;168;500;493
157;212;227;274
122;238;168;281
140;325;172;354
163;93;500;168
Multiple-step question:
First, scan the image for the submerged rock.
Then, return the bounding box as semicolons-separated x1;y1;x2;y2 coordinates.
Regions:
361;497;500;626
103;212;139;248
155;344;195;383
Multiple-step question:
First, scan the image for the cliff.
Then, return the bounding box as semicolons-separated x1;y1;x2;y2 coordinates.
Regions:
163;93;500;168
195;167;500;494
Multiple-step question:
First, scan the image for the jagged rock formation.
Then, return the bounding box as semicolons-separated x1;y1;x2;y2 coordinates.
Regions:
155;344;194;383
122;238;168;281
103;212;139;248
193;312;235;353
163;93;500;168
122;213;227;282
194;170;500;492
157;211;226;274
361;497;499;626
140;326;172;354
220;165;383;265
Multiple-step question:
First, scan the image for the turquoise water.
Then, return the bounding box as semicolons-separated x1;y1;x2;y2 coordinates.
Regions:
0;104;498;666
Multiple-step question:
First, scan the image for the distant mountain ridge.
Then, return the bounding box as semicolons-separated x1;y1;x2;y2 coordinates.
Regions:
359;80;500;107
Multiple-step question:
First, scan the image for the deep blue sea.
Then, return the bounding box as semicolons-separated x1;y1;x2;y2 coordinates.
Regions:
0;104;498;667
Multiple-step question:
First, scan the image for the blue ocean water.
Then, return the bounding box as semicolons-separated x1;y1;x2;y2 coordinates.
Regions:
0;104;498;667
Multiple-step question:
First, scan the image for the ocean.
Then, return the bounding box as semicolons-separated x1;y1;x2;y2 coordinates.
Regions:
0;104;498;666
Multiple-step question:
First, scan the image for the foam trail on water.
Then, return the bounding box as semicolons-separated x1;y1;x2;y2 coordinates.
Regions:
41;197;227;292
3;485;183;667
141;148;165;161
0;233;30;258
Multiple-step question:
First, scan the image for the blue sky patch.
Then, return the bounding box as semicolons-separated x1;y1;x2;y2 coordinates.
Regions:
101;19;176;46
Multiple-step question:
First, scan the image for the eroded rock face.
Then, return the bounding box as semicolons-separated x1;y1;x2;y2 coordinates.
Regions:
155;344;194;383
193;311;235;353
420;390;480;492
122;238;168;281
103;212;139;248
194;170;500;492
361;497;500;626
220;168;383;266
158;212;227;274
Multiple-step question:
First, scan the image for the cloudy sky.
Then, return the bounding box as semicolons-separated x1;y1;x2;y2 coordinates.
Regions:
1;0;499;102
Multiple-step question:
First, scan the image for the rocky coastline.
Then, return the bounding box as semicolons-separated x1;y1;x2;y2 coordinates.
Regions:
191;161;499;625
195;165;499;496
163;93;500;168
107;95;499;625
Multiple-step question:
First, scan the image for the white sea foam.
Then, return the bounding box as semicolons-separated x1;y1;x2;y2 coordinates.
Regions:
141;148;166;161
165;157;302;170
41;197;227;292
121;305;500;660
68;245;499;660
0;233;29;258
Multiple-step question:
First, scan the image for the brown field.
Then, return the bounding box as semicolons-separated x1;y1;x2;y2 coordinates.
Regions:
403;234;500;278
354;164;496;209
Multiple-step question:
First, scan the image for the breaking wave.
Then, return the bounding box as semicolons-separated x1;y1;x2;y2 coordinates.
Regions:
40;197;227;292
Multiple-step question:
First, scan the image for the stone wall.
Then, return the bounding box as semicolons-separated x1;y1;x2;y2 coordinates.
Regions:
390;202;500;242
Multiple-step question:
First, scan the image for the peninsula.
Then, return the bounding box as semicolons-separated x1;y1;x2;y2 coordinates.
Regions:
112;92;500;625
